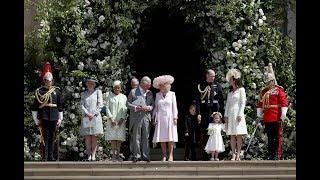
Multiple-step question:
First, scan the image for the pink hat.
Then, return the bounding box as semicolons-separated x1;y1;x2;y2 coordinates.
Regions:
153;75;174;89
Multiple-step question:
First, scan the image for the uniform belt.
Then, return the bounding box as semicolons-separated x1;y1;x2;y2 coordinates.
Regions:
43;103;57;107
264;104;280;108
212;100;218;103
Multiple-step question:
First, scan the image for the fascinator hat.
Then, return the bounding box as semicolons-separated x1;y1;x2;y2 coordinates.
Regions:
226;68;241;82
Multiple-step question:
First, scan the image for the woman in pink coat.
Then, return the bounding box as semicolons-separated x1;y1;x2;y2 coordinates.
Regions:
152;75;178;162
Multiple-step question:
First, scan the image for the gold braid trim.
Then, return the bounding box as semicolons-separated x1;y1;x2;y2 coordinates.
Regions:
259;85;276;108
198;84;211;101
35;86;56;108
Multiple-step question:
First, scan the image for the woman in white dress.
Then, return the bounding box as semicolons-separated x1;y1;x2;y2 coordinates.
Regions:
80;76;104;161
104;80;127;161
224;69;248;161
152;75;178;162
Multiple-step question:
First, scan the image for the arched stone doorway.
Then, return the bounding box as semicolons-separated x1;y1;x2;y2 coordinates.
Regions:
127;6;205;154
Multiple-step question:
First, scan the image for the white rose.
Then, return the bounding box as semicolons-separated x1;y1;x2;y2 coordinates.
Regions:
259;9;264;16
69;113;75;119
235;47;239;51
237;40;242;44
73;147;78;152
80;147;84;152
243;39;248;44
237;43;242;48
247;33;252;38
85;0;90;6
227;51;231;56
81;30;86;37
246;49;252;53
61;141;67;146
74;93;80;98
253;22;257;26
67;137;71;141
232;42;238;47
262;16;266;21
56;37;61;42
248;26;253;30
258;19;264;26
91;40;98;47
241;31;246;36
231;52;236;57
252;83;257;89
242;46;246;50
79;152;84;157
100;42;107;49
98;15;105;23
98;147;103;151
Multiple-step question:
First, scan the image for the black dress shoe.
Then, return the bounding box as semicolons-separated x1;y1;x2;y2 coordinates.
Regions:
132;157;139;162
141;158;150;162
267;156;276;160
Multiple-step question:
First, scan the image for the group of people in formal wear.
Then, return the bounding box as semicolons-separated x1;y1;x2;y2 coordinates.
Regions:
31;62;288;162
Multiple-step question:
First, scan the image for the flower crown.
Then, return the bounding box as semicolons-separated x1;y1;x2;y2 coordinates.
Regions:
211;112;222;118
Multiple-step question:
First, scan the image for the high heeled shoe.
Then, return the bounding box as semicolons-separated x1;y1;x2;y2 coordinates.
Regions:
87;155;92;161
236;154;241;161
161;156;167;162
231;153;236;161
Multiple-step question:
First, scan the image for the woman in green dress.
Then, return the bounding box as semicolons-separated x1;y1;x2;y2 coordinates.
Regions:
104;80;128;161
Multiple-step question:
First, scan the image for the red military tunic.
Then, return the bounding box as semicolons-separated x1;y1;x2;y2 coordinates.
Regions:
257;85;288;122
257;85;288;159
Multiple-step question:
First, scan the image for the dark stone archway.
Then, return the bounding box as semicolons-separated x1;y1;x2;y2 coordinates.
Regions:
127;6;205;149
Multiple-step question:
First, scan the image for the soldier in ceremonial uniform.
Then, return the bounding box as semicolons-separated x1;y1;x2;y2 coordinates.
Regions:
31;62;63;161
257;63;288;160
195;69;224;161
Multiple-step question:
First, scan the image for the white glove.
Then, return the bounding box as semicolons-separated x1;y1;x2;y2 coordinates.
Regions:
32;111;39;126
57;112;63;126
257;108;263;118
281;107;288;120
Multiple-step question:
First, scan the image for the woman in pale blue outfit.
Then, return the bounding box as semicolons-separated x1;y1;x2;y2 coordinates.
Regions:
105;80;128;161
80;76;104;161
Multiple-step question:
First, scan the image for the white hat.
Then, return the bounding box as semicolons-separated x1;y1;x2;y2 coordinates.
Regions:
113;80;121;87
226;69;241;82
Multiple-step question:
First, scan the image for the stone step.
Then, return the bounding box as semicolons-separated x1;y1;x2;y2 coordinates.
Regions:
24;175;296;180
24;160;296;169
24;167;295;176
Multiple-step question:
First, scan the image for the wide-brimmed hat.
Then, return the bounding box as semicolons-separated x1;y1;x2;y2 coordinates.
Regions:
226;68;241;82
153;75;174;89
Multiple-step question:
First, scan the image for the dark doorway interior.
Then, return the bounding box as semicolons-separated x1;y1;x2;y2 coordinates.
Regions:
127;6;204;147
